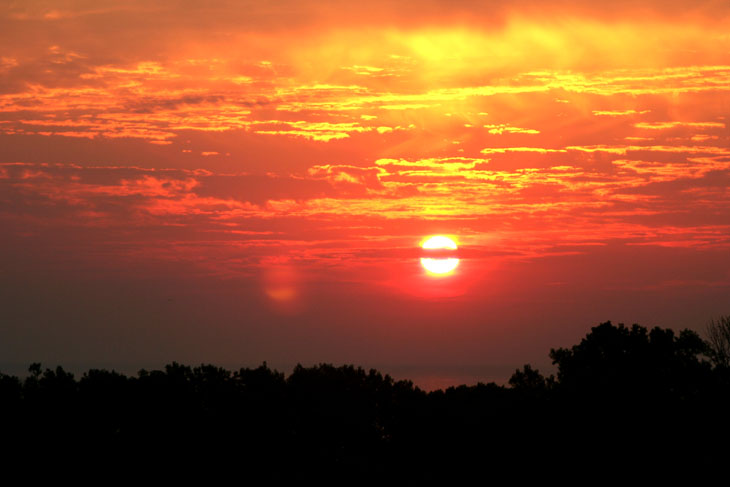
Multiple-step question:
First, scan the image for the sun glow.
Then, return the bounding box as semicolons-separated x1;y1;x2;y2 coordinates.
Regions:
420;235;459;275
420;257;459;275
422;235;458;250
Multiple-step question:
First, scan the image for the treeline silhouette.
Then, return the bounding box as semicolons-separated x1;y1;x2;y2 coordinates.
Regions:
2;320;730;478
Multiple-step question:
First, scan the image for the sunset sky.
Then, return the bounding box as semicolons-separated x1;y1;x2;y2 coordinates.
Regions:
2;1;729;388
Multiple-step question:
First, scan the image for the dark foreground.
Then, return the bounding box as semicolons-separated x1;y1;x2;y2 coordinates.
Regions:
2;321;730;479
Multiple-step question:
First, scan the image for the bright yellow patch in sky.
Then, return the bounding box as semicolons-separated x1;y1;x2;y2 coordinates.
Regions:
421;236;459;275
422;235;458;249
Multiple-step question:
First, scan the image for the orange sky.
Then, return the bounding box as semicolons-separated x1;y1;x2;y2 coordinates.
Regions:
1;1;729;387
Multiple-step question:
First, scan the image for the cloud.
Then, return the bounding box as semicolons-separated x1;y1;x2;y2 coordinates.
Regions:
484;124;540;135
2;0;730;263
634;121;725;130
480;147;566;154
592;109;650;116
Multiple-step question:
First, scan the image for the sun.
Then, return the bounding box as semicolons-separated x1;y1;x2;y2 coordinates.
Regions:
420;235;459;275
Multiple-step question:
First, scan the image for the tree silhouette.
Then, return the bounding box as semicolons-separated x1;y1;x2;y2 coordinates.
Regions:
549;321;711;400
508;364;551;392
1;320;729;476
706;315;730;369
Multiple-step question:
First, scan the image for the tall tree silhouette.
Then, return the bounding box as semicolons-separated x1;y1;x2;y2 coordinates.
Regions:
549;321;710;400
706;315;730;369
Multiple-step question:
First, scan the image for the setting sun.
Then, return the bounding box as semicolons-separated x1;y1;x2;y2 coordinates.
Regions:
421;235;459;275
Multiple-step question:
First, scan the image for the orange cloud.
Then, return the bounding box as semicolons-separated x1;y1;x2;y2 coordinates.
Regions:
1;0;730;274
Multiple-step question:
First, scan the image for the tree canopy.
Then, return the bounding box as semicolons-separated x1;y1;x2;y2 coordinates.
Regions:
2;319;729;478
